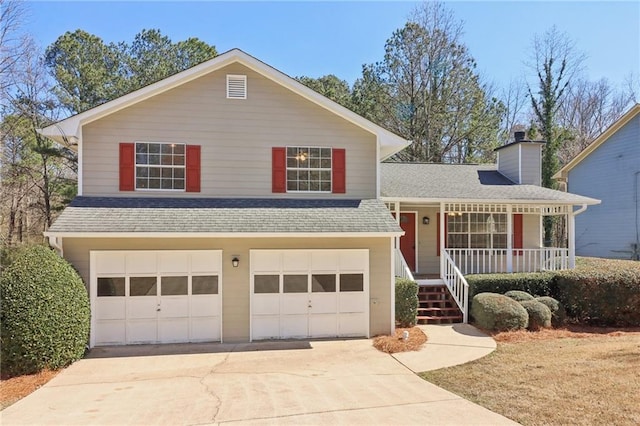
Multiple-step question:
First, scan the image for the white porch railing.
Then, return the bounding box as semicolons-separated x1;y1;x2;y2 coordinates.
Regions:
394;248;414;281
445;248;570;275
442;250;469;323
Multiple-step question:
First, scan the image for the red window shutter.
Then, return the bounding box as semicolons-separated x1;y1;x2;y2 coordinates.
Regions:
185;145;201;192
332;148;346;193
272;147;286;193
513;214;523;255
436;214;448;256
119;143;135;191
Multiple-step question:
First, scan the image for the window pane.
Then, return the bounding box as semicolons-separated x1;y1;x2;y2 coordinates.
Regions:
309;158;319;168
161;154;173;165
254;275;279;293
137;167;148;177
136;178;148;189
471;234;490;248
312;274;336;292
137;143;148;154
299;180;309;191
148;144;160;154
148;178;160;189
174;155;185;166
149;168;160;178
287;181;297;191
309;180;320;191
309;148;320;158
494;234;507;249
320;159;331;168
320;148;331;158
161;144;172;154
98;277;125;297
130;277;157;296
193;276;218;294
340;274;364;292
320;182;331;192
283;275;307;293
174;179;185;190
136;153;148;165
148;154;160;165
161;168;172;178
174;168;184;179
161;276;187;295
174;144;184;155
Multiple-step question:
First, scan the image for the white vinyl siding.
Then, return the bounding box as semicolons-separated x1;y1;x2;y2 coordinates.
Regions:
82;63;376;198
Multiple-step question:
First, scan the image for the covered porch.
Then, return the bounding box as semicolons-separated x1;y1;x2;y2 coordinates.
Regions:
387;201;586;323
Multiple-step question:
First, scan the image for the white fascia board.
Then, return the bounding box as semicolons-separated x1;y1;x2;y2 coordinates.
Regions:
44;231;404;238
380;197;601;206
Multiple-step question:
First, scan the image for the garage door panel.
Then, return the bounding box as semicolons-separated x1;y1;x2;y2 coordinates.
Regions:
252;251;281;273
339;251;368;271
309;315;337;337
159;297;189;318
191;296;220;317
96;299;126;320
191;251;221;273
253;316;280;340
339;293;366;313
127;320;157;343
280;315;308;338
127;298;158;319
281;294;308;315
158;252;189;273
339;313;367;336
158;318;189;343
96;252;126;275
95;321;126;345
191;317;220;341
253;295;280;315
310;294;337;314
282;251;309;272
126;252;157;274
311;251;339;271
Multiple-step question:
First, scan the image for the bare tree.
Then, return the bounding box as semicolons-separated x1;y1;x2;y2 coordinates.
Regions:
499;77;528;141
0;0;28;93
557;78;632;164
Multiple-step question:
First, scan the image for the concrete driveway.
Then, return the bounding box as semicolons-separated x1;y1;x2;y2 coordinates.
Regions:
1;339;516;425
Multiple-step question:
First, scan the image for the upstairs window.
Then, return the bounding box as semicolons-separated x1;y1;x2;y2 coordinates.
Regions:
286;147;332;192
135;142;185;190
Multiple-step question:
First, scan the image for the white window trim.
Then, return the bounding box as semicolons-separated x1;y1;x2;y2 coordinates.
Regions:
286;146;333;193
226;74;247;99
134;141;186;192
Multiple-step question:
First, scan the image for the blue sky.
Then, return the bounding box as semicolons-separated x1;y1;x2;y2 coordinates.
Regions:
26;1;640;91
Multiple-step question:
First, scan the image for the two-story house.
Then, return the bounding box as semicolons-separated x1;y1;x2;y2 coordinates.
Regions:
41;49;598;347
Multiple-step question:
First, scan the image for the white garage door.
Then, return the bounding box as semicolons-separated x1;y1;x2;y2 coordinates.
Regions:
90;250;222;346
250;249;369;341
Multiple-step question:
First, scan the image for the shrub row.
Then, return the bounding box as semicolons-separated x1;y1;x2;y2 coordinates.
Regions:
466;257;640;326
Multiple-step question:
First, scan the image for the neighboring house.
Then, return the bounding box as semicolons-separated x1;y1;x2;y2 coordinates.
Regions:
554;104;640;260
40;49;598;347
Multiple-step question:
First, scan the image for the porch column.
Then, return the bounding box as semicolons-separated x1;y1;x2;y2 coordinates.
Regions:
440;202;445;276
506;205;513;273
394;201;400;250
568;209;576;269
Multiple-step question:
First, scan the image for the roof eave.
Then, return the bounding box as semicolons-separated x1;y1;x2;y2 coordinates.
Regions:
380;196;601;206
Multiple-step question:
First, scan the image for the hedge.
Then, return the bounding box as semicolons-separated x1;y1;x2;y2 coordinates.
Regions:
554;257;640;326
1;245;91;376
395;278;418;327
520;300;552;331
465;257;640;327
471;293;528;331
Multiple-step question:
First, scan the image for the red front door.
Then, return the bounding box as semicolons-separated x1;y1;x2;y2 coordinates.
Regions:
393;212;416;272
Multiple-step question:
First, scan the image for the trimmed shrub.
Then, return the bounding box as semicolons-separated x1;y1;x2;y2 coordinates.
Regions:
535;296;566;327
471;293;529;331
505;290;535;302
520;300;552;330
395;278;419;327
555;257;640;326
466;272;555;313
1;245;90;376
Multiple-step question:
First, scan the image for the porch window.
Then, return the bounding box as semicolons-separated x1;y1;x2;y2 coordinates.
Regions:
447;213;507;249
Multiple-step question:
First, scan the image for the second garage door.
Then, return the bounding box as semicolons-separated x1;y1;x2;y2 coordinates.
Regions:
250;249;369;340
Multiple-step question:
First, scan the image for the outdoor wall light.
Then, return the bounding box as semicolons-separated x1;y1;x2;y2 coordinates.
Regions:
232;256;240;267
422;216;430;225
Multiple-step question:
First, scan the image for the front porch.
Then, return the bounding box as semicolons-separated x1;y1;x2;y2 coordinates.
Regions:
389;201;582;324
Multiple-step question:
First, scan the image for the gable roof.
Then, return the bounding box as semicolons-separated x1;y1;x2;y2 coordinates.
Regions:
45;197;403;236
381;163;599;205
38;48;410;160
553;103;640;180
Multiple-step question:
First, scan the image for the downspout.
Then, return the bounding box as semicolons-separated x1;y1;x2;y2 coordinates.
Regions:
567;204;588;269
48;235;63;256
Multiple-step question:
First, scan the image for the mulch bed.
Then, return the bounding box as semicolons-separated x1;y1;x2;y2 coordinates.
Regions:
0;369;60;410
373;326;428;353
489;325;640;343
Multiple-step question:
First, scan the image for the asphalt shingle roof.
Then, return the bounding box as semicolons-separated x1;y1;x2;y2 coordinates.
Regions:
380;163;599;204
49;197;402;234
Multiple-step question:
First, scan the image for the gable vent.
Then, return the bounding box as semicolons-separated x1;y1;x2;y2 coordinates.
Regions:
227;75;247;99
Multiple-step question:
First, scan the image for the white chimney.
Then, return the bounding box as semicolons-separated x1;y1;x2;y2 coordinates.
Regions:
495;132;545;185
